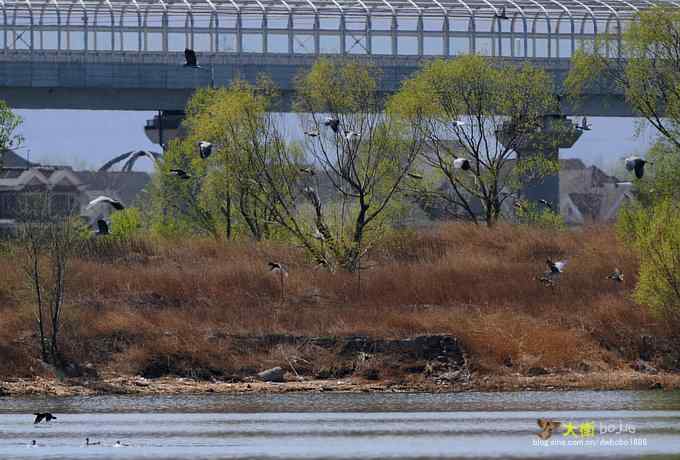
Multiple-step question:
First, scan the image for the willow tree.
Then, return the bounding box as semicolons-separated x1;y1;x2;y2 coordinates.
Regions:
295;59;422;270
0;100;23;164
566;7;680;149
154;83;290;240
389;55;557;226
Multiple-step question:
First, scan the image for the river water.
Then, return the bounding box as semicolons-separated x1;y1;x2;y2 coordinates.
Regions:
0;390;679;459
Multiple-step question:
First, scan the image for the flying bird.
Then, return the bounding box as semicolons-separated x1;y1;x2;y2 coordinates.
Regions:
407;172;424;180
268;261;288;275
33;412;56;424
607;268;624;282
86;196;124;211
170;168;191;179
495;6;509;19
625;156;650;179
547;258;567;274
453;158;471;171
184;48;198;68
452;120;466;128
576;116;591;131
96;219;109;236
299;167;316;176
313;228;326;241
304;131;320;138
324;117;340;133
539;199;553;211
198;141;213;159
345;131;360;142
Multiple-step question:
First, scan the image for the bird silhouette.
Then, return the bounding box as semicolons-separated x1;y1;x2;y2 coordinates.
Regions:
324;117;340;133
607;268;624;282
576;116;591;131
268;261;288;275
33;412;56;424
495;6;509;19
170;168;191;179
539;199;553;211
198;141;213;159
453;158;471;171
184;48;198;68
304;131;320;137
85;437;101;446
96;219;109;236
625;156;650;179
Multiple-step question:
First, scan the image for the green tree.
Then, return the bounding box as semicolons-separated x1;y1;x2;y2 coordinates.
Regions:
0;100;24;165
154;83;286;240
389;56;558;226
295;59;422;270
618;199;680;325
566;7;680;149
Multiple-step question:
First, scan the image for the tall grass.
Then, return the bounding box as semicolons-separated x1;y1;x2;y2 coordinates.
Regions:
0;222;658;379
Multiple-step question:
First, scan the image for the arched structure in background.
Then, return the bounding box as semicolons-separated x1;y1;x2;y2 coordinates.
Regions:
98;150;162;172
0;0;667;58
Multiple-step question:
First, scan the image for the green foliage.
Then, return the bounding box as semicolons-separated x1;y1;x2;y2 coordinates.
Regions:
514;200;566;230
153;82;289;240
0;100;23;157
566;7;680;149
110;208;142;239
631;140;680;206
389;55;557;226
618;199;680;323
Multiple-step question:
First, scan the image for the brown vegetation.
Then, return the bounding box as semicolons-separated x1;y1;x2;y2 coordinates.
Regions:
0;222;676;390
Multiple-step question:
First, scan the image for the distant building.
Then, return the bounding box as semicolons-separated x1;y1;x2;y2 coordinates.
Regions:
559;159;635;226
0;150;151;233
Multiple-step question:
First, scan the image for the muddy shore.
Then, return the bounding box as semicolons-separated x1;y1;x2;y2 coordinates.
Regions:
2;370;680;397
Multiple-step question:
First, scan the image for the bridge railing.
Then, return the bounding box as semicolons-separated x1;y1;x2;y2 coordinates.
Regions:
0;0;647;59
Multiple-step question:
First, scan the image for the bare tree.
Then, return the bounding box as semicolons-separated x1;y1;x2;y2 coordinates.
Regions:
16;192;78;365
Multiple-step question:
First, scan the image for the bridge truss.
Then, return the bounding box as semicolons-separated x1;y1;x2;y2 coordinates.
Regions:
0;0;675;59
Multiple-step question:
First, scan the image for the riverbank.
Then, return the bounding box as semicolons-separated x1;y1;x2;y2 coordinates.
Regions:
2;370;680;397
1;223;679;392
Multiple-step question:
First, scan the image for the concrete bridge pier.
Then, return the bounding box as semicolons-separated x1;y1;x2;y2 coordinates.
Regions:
501;114;583;210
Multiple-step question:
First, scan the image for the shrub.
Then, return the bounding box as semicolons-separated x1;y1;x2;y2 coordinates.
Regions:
618;199;680;324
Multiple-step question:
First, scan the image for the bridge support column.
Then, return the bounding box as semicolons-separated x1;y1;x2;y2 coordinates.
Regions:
144;110;186;148
500;114;582;210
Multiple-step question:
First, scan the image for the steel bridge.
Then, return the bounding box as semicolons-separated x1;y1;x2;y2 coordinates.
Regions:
0;0;673;112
